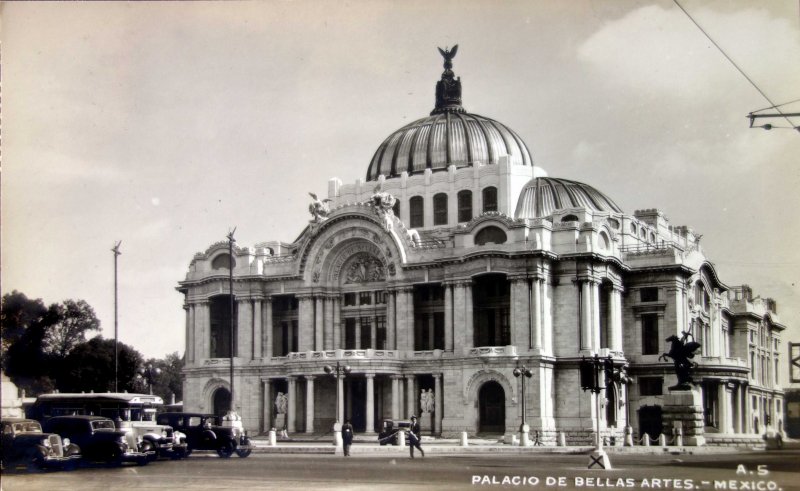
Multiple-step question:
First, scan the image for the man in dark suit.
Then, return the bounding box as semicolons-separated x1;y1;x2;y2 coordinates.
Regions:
342;419;354;457
408;415;424;458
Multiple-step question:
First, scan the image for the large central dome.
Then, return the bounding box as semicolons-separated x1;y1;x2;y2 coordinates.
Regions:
366;46;533;182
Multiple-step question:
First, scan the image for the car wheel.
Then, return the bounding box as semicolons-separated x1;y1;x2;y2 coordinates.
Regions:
28;447;47;472
184;446;193;457
235;448;252;458
217;441;235;458
140;441;158;461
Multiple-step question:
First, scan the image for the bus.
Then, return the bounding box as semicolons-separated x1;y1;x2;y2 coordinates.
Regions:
27;393;187;459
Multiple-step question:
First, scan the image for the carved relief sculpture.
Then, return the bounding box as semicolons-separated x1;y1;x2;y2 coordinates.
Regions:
308;192;332;222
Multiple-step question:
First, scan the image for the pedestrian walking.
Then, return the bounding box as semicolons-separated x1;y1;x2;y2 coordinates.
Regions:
342;419;354;457
408;415;424;458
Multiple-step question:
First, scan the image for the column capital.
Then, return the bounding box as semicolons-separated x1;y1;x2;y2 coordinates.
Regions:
305;375;316;381
395;286;414;293
295;293;315;301
287;375;298;382
404;374;415;380
390;374;404;381
453;279;473;287
365;373;376;380
508;274;529;283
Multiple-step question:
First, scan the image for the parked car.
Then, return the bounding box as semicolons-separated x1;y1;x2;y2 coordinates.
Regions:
1;418;81;471
156;412;252;458
117;418;188;461
378;419;412;446
42;416;151;465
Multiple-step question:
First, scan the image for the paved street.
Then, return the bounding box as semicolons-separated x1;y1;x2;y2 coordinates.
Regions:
3;449;799;491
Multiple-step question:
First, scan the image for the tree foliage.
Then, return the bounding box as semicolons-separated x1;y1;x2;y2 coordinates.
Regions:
43;299;101;358
58;337;144;393
1;291;58;394
137;352;184;403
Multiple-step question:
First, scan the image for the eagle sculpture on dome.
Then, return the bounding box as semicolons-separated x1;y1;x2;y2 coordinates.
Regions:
438;44;458;69
308;192;332;222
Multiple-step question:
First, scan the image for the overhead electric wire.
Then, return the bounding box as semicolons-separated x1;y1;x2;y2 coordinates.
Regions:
672;0;798;130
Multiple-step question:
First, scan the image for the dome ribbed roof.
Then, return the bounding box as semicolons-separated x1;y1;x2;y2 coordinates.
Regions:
365;45;533;182
514;177;622;219
366;112;533;181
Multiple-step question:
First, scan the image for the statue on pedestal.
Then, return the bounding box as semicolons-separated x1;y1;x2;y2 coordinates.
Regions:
659;331;702;390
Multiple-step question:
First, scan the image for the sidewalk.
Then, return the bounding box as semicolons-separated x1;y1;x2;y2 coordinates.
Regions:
248;435;762;456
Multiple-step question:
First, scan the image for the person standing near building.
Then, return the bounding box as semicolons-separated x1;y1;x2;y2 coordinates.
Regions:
342;419;354;457
408;415;424;458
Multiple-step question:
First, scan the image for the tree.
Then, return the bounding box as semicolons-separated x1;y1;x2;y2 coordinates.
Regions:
138;352;184;403
1;291;58;395
58;337;144;393
43;299;101;358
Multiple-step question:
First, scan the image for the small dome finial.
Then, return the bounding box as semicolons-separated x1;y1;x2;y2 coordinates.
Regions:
432;44;465;115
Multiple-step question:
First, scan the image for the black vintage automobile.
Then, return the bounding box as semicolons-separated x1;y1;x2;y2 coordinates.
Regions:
42;416;151;465
156;412;252;458
1;418;81;471
377;419;412;446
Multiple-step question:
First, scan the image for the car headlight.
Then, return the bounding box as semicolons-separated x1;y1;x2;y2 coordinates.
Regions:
63;438;71;447
42;438;52;448
118;436;127;444
162;430;168;438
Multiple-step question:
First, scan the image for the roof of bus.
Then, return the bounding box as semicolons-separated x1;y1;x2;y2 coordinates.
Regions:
35;393;164;404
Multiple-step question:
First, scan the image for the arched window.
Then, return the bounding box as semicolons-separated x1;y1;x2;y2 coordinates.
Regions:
608;218;620;230
482;186;498;213
392;200;400;217
457;190;473;222
630;223;637;234
598;231;610;250
475;226;507;245
409;196;424;228
650;232;656;243
433;193;448;226
211;253;236;270
562;214;579;223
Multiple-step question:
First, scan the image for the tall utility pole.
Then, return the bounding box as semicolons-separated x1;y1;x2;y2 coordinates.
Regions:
111;241;122;393
227;228;236;413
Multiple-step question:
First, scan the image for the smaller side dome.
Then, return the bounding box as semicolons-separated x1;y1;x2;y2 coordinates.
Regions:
514;177;622;219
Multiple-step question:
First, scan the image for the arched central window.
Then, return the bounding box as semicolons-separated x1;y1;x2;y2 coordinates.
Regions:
475;226;507;245
482;186;498;213
458;190;473;222
409;196;424;228
433;193;448;226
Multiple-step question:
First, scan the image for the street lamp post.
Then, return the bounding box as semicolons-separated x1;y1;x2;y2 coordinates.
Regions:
137;363;162;395
227;228;236;415
580;354;611;470
324;362;351;447
513;364;533;446
111;241;122;393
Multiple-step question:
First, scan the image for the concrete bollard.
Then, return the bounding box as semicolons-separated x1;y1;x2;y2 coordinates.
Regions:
519;424;530;447
643;435;650;447
624;426;633;447
658;434;667;447
398;429;406;448
461;432;469;447
333;422;343;448
269;430;277;447
558;432;566;447
674;427;683;447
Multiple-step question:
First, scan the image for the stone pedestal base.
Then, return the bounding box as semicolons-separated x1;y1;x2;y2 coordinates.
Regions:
274;414;287;431
588;450;612;470
662;389;705;446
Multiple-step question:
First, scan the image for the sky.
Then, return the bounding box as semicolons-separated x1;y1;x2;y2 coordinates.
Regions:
2;1;799;383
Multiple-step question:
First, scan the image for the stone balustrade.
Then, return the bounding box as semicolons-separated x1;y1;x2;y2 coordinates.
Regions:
468;345;518;357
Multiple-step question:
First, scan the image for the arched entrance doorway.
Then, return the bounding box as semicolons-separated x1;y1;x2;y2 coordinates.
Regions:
638;405;662;441
212;387;231;417
478;381;505;433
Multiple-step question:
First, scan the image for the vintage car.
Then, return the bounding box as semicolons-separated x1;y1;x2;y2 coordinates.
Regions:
156;412;252;458
1;418;81;471
117;418;188;461
377;419;412;446
43;416;151;465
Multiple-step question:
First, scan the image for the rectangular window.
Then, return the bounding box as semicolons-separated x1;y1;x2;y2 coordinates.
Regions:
360;317;372;349
434;312;445;350
482;187;498;213
433;193;448;226
410;196;424;228
640;287;658;302
374;291;386;305
345;318;356;349
344;293;356;307
458;190;473;223
359;291;372;306
639;377;663;396
641;314;659;354
376;316;386;350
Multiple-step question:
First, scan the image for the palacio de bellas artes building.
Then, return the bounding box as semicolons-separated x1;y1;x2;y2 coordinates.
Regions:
178;47;786;446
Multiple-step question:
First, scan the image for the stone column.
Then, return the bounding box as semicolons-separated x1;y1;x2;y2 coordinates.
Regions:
305;376;315;434
185;304;194;364
337;375;345;424
297;295;314;352
580;281;592;352
743;385;752;433
717;382;730;433
263;380;272;433
434;373;443;435
287;377;297;433
733;383;742;434
355;317;362;349
405;375;415;418
198;301;210;359
591;281;601;351
237;299;253;360
370;317;377;350
333;295;342;350
391;375;401;420
510;277;529;348
387;290;396;350
453;283;466;352
324;296;335;350
531;279;542;351
464;281;474;349
264;296;273;359
366;374;375;433
542;280;553;354
444;283;454;352
403;288;415;351
253;299;263;359
315;296;324;351
610;288;623;353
